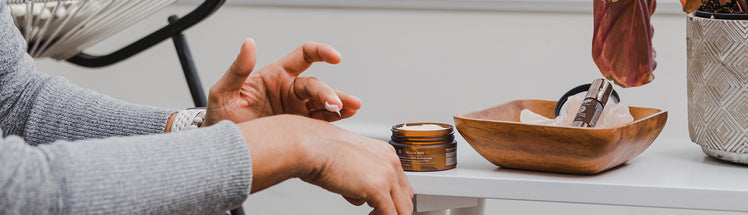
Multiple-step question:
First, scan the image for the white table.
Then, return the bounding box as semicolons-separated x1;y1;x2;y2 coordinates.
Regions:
406;137;748;215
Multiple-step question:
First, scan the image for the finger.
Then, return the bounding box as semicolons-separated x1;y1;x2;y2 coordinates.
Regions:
293;77;338;102
366;190;397;215
395;166;414;213
383;147;414;214
404;178;414;201
344;196;366;206
293;77;342;113
305;90;361;112
335;90;362;112
391;187;414;215
279;42;342;76
390;152;413;200
308;108;357;122
215;38;257;92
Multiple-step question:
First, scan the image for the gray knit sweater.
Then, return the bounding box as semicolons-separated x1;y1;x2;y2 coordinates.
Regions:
0;1;252;214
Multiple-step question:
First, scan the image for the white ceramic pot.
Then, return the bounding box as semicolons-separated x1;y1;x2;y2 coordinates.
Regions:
686;13;748;164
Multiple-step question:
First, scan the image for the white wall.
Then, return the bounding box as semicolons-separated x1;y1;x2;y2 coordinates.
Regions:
36;2;691;138
33;2;745;215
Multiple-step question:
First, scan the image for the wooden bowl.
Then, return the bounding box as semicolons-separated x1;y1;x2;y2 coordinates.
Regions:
453;99;668;174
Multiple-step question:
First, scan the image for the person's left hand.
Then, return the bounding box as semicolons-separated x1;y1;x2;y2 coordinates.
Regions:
204;38;362;126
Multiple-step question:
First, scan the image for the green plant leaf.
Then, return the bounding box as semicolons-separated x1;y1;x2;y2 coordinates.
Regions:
592;0;657;88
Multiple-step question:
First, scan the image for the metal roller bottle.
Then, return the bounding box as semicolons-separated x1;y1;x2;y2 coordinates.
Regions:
571;79;613;128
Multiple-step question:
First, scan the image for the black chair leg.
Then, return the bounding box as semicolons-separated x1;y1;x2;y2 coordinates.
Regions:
169;15;246;215
169;15;207;107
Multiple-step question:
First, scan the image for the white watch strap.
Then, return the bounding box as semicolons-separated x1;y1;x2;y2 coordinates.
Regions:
171;108;206;132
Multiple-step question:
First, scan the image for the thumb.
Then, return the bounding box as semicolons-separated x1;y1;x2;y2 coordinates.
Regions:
216;38;257;92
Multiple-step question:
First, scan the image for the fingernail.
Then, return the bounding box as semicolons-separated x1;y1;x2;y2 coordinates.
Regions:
325;101;341;117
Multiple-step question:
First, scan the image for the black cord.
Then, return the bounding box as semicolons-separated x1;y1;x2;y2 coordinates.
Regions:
554;83;620;117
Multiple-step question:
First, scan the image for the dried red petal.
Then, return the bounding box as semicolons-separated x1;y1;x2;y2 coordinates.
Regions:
593;0;657;88
681;0;703;13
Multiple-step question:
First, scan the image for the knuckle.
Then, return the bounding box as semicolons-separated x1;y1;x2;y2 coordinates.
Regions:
386;170;401;184
303;41;316;47
384;144;397;154
302;42;318;52
364;182;387;197
374;175;393;189
306;76;320;82
301;42;325;62
389;155;401;167
208;85;221;97
208;82;219;91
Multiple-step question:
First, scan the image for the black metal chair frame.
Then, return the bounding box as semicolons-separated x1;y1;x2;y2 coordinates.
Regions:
67;0;225;108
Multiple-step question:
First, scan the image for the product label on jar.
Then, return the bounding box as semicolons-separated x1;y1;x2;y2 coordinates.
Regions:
392;143;457;172
445;147;456;167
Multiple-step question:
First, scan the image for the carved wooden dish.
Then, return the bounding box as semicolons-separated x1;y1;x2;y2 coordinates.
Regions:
454;99;668;174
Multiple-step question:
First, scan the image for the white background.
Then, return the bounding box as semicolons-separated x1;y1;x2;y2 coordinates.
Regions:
33;1;746;214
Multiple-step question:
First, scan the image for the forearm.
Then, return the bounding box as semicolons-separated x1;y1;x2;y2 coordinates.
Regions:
0;2;176;144
0;121;251;214
22;77;176;145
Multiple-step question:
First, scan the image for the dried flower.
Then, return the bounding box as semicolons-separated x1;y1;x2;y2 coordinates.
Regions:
593;0;657;88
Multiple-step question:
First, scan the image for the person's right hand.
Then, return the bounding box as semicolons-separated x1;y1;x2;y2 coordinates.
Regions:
236;115;413;215
203;39;361;126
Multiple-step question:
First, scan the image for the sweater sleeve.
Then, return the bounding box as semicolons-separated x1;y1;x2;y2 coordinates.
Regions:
0;1;174;145
0;121;253;215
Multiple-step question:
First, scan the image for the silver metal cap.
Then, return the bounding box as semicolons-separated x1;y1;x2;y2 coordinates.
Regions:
585;78;613;105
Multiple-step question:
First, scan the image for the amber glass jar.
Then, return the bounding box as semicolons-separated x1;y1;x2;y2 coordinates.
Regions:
389;123;457;172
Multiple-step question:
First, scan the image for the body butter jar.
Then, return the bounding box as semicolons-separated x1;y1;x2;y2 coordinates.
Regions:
389;123;456;172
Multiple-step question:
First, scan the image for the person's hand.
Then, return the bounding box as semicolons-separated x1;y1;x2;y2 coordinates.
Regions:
238;115;413;215
204;38;362;126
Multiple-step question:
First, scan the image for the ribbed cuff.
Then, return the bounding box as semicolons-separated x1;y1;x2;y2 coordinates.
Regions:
43;120;252;214
24;77;175;145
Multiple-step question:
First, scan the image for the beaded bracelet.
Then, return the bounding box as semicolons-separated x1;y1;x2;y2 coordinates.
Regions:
170;108;206;132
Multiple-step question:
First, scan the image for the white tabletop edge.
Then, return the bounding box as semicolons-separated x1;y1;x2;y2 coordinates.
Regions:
405;137;748;212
